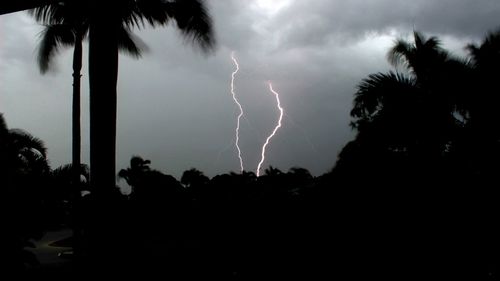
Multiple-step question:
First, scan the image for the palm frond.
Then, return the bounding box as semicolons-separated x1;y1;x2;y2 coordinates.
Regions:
8;129;47;158
423;36;441;50
167;0;215;52
467;29;500;67
52;163;90;183
37;24;76;73
29;3;68;24
117;25;149;58
388;39;413;68
30;1;90;25
465;43;480;64
134;0;170;27
351;72;416;120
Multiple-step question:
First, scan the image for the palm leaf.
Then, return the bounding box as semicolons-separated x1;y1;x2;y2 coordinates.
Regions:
351;72;416;123
388;39;414;68
8;129;47;158
37;24;76;73
167;0;215;52
52;163;90;184
117;25;149;58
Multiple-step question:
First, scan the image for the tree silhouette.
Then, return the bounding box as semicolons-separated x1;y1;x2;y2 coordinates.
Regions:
0;113;50;271
47;163;90;227
31;3;147;262
31;2;148;195
181;168;209;201
347;32;470;173
263;166;283;177
118;155;151;196
333;30;500;280
181;168;209;189
33;0;215;192
465;30;500;171
464;30;500;277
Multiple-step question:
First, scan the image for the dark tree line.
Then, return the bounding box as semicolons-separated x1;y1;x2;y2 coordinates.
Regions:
336;30;500;184
330;30;500;280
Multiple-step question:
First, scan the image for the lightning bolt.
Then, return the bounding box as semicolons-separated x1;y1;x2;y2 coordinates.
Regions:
256;82;284;177
230;51;244;172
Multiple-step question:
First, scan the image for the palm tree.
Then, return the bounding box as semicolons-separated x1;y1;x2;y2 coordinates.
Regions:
1;114;49;179
181;168;209;188
1;112;50;193
353;32;466;161
466;30;500;134
51;163;90;194
118;155;151;195
334;31;479;190
0;113;50;270
351;72;421;152
88;0;215;192
389;32;458;115
33;0;215;193
32;4;87;199
464;30;500;174
31;3;146;260
31;2;149;195
388;32;449;80
47;163;90;227
467;30;500;73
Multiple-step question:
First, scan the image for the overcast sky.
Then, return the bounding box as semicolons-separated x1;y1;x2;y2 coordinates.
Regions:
1;0;499;185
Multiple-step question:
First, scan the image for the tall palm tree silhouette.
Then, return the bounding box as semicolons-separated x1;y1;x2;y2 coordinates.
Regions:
30;0;213;193
32;3;87;199
31;3;147;261
32;2;146;194
85;0;214;192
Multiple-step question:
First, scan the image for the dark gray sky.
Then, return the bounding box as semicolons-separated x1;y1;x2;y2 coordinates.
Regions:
1;0;499;185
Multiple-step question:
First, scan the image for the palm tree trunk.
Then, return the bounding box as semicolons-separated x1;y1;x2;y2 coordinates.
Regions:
88;19;119;193
87;13;121;271
72;33;82;190
71;31;82;261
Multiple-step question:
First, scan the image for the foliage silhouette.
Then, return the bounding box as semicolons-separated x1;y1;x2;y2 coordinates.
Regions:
0;114;50;272
4;19;500;279
32;0;215;192
31;2;148;194
118;155;151;196
46;163;89;227
334;29;500;279
31;3;147;261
